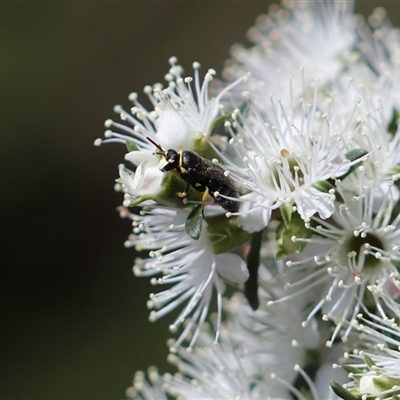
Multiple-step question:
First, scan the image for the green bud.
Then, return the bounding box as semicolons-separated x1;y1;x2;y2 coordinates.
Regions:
276;212;312;259
280;202;294;226
369;375;400;394
193;136;220;161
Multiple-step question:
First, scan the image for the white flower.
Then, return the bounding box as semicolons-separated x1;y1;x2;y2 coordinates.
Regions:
126;367;168;400
99;57;240;150
164;323;268;400
220;84;360;232
223;0;356;104
94;58;244;199
120;206;248;348
353;104;400;186
120;154;164;197
224;292;309;398
356;7;400;112
95;2;400;400
336;309;400;398
285;175;400;344
163;265;347;399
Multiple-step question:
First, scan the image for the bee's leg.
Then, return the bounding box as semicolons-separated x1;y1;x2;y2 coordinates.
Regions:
201;187;210;208
176;182;190;198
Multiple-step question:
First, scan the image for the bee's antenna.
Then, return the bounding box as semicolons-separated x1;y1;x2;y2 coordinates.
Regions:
146;136;165;156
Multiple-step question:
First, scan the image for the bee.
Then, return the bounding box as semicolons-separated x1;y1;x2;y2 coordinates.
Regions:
147;137;239;213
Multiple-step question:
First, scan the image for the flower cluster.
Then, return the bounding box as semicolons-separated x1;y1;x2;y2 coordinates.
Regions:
97;1;400;398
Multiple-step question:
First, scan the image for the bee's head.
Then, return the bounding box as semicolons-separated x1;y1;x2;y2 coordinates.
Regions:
161;149;179;172
146;137;180;172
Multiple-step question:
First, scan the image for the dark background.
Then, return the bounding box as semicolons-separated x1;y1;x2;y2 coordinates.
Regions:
1;2;399;399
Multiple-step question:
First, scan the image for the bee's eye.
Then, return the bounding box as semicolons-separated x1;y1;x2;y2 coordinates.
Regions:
160;149;179;172
166;150;178;163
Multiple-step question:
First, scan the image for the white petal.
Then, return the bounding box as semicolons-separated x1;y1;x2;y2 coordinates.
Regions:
215;253;249;283
359;375;380;395
125;151;157;166
238;193;272;233
132;163;164;196
120;163;163;197
296;188;334;220
156;107;192;150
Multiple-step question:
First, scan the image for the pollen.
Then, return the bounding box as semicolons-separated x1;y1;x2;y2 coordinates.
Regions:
280;149;290;157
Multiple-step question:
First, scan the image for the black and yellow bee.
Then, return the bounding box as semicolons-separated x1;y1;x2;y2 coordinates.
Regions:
147;137;239;213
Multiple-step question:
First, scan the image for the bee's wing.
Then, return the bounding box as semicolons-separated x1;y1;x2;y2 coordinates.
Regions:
202;160;238;191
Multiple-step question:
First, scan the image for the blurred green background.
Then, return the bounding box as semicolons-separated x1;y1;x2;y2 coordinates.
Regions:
1;2;399;399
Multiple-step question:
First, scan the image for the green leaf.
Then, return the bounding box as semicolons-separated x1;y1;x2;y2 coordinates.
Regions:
239;99;251;118
185;205;203;240
388;109;399;135
341;365;365;378
313;180;344;203
336;149;368;181
344;148;369;163
209;111;233;134
206;215;252;254
276;212;312;259
363;354;377;370
330;380;361;400
126;141;139;152
280;202;293;226
245;230;263;310
209;101;251;134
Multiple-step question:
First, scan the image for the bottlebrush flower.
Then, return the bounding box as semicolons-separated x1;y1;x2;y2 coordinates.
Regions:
94;58;244;200
220;82;361;232
119;205;248;348
283;174;400;345
126;367;168;400
164;267;347;399
96;0;400;398
332;307;400;399
223;0;356;104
